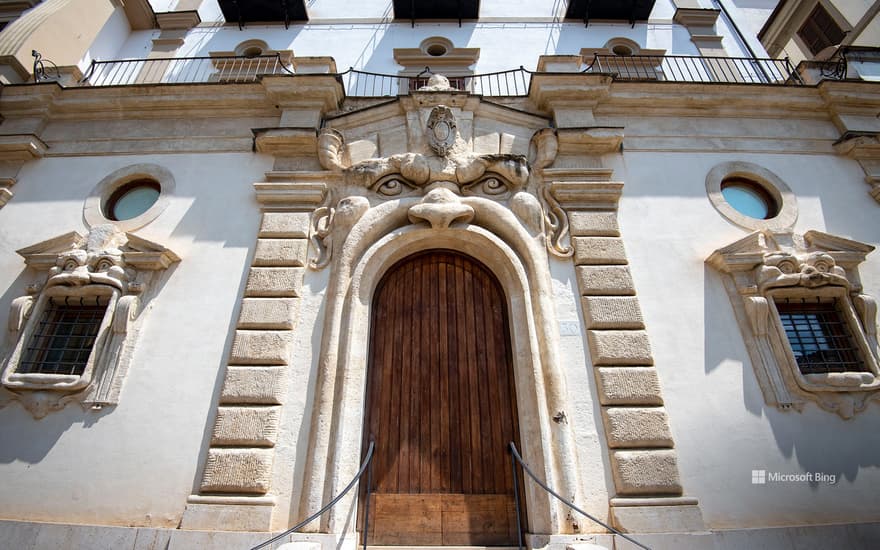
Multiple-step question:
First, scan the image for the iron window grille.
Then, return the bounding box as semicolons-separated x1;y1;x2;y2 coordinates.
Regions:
18;296;109;376
775;297;866;375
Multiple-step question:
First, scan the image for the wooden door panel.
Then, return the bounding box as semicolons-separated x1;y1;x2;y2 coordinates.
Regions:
368;494;518;546
361;250;523;545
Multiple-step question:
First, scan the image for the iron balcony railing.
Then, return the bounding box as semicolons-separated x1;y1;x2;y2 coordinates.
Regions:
585;53;803;85
76;54;805;93
79;54;294;86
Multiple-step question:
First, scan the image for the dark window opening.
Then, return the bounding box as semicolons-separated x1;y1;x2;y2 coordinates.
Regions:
409;75;468;91
776;298;865;375
19;296;108;376
797;4;846;56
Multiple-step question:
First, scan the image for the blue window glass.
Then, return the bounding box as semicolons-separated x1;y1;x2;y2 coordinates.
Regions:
106;180;160;221
721;179;776;220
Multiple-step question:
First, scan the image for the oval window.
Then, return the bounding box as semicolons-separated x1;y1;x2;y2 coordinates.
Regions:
105;179;161;221
720;178;778;220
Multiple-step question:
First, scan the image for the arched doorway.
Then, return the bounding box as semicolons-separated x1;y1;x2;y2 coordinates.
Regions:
359;249;525;545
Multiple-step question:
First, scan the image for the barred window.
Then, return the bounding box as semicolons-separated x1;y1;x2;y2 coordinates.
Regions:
18;296;109;376
776;298;865;375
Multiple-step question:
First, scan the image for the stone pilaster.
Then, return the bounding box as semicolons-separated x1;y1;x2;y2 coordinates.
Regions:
181;182;325;532
552;175;706;534
673;8;725;56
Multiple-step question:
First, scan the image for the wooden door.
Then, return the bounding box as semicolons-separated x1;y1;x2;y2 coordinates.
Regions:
360;250;524;546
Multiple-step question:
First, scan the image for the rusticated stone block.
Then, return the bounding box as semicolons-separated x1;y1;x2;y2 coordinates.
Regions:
576;266;635;296
245;267;304;297
572;237;627;265
602;407;673;448
221;366;287;405
596;367;663;405
253;239;309;267
212;406;281;447
200;448;274;494
582;296;644;329
259;212;311;238
611;449;682;495
230;330;292;365
588;330;653;365
568;211;620;237
237;298;299;330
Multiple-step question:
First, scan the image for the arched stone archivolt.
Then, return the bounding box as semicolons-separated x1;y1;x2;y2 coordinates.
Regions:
297;191;584;537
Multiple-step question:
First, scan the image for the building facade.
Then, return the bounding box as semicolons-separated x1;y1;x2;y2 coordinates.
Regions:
0;1;878;549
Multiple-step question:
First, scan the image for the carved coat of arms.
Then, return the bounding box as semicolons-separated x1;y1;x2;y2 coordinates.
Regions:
426;105;457;157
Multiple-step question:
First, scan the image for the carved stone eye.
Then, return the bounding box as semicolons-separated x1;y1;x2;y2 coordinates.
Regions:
482;178;508;195
464;176;510;198
95;258;115;272
778;260;797;274
373;177;415;197
63;259;79;271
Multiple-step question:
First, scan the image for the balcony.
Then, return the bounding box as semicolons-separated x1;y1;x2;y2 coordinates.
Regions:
73;53;805;96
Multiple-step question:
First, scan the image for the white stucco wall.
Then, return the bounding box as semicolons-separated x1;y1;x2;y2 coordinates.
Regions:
612;149;880;529
0;153;271;526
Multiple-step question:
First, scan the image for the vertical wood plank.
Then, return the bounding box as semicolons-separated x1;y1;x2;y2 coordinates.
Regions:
362;250;524;544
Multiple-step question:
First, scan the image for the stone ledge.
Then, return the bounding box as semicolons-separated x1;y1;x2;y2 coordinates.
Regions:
230;330;293;365
596;367;663;405
610;449;683;495
602;407;673;448
237;298;299;330
582;296;644;329
576;266;635;296
180;501;275;532
221;366;288;405
610;503;706;534
568;211;620;236
572;237;627;265
253;239;309;267
200;448;274;494
212;406;281;447
588;330;653;365
245;267;304;297
259;212;312;238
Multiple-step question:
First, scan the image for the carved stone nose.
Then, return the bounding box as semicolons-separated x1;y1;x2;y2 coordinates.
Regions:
408;187;474;229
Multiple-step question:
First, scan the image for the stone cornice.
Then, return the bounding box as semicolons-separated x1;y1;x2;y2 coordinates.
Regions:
0;133;46;160
253;127;317;156
155;10;200;30
528;72;613;111
596;81;829;119
672;8;720;28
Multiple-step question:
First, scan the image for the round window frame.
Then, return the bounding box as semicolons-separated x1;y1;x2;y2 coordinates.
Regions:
234;39;269;58
706;161;797;231
104;179;162;222
84;164;174;231
604;37;641;56
420;36;454;58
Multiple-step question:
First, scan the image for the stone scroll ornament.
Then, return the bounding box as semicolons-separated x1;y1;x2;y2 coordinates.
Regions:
310;104;571;269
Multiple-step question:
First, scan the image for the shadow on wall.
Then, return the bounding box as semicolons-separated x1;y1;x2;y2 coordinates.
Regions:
702;264;880;486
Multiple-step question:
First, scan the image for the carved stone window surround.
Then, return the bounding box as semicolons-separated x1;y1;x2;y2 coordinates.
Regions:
708;229;878;419
0;225;179;419
2;285;118;393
